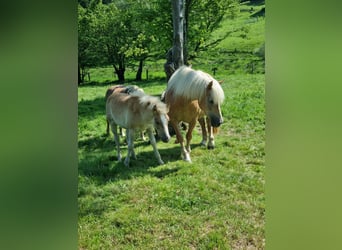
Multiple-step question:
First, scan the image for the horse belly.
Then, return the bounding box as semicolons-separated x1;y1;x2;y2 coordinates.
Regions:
169;99;202;123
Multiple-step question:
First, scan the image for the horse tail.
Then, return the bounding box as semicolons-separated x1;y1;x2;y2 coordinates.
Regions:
213;127;219;134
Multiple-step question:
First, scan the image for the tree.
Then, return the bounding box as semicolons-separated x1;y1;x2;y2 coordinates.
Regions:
186;0;238;60
78;4;100;84
165;0;239;77
87;0;161;82
171;0;185;69
91;2;131;82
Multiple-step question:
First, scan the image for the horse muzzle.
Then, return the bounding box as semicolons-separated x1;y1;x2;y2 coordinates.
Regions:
210;116;223;127
161;135;170;143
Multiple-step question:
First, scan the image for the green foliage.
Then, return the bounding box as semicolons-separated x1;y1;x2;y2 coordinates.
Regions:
78;0;242;81
186;0;239;59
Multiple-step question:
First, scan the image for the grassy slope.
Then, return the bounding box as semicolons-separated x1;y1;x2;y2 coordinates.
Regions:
79;1;265;249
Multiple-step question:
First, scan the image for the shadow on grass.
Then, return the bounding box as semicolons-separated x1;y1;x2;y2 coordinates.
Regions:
245;0;265;6
79;145;183;182
78;96;106;120
79;136;203;182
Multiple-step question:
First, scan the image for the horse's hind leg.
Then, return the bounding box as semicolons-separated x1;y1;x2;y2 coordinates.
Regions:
185;120;196;153
140;131;146;141
110;123;122;161
106;119;110;136
126;129;137;160
124;129;135;167
171;120;191;162
206;117;215;149
198;117;207;147
147;128;164;165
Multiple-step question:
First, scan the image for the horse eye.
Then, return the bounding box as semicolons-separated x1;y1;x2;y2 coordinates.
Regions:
209;100;214;104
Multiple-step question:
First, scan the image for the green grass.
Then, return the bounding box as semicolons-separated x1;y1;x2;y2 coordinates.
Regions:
78;73;265;249
79;1;265;249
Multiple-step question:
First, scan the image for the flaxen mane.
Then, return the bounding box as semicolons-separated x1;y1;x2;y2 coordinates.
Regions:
166;66;224;104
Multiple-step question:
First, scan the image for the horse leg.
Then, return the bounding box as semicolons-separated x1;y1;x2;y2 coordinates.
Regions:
110;123;122;161
185;119;196;153
106;119;110;136
198;117;207;147
120;127;125;137
146;127;164;165
141;130;146;141
171;120;191;162
124;129;135;167
125;129;137;160
206;117;215;149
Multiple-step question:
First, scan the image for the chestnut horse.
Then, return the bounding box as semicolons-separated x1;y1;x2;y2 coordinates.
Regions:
106;92;170;166
164;66;224;162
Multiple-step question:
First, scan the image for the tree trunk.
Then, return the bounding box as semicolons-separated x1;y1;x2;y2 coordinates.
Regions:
184;0;192;65
113;64;125;82
171;0;185;69
135;59;143;81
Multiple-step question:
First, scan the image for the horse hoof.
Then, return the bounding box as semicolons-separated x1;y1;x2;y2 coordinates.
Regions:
158;160;165;165
207;145;215;150
184;155;192;162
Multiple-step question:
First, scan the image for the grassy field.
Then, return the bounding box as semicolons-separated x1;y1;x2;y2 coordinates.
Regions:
79;1;265;249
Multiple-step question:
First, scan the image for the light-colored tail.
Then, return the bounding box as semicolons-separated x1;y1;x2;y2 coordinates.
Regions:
213;127;219;134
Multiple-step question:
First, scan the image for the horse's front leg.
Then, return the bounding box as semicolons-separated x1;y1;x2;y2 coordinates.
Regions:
146;127;164;165
198;117;207;147
171;120;191;162
206;117;215;149
185;119;197;153
110;122;122;161
140;130;146;141
124;129;135;167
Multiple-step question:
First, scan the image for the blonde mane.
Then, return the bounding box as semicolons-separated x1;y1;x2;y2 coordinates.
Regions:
166;66;224;104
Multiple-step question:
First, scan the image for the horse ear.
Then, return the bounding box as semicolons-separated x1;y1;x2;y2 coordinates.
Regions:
207;81;213;90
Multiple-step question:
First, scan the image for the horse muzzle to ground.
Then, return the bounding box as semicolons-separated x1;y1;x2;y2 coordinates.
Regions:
209;115;224;127
160;134;170;143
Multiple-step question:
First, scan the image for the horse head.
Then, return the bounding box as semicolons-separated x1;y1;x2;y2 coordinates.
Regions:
152;104;170;143
201;81;224;127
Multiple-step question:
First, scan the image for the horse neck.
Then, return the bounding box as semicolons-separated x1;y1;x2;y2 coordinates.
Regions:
198;96;206;110
139;108;154;123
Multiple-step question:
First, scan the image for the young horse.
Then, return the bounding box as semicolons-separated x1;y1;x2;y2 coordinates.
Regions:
164;66;225;162
106;92;170;167
105;85;145;136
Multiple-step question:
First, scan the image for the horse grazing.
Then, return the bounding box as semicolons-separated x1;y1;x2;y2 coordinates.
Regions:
164;66;224;162
105;85;145;136
106;92;170;167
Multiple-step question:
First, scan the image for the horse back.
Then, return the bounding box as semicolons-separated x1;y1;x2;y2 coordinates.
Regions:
106;93;151;129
